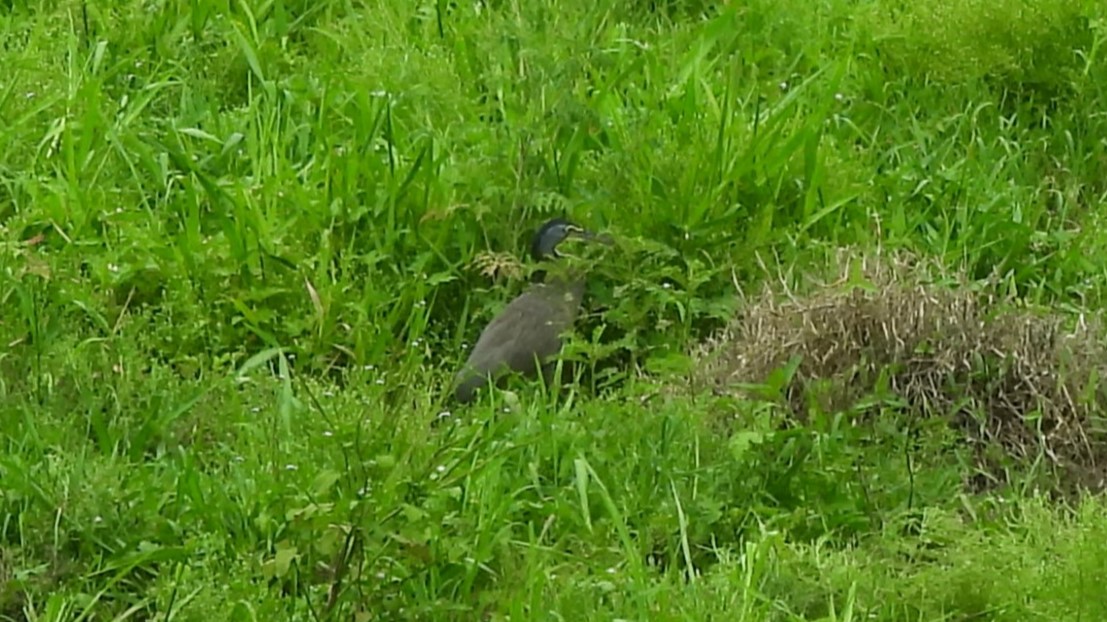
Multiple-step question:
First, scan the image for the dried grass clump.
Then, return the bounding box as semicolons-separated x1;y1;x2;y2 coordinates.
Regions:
693;248;1107;493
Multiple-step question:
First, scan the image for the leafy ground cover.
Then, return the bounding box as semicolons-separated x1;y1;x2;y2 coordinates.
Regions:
3;0;1107;619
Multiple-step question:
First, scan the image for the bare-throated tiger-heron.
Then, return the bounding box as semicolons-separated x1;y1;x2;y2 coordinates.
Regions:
452;218;611;404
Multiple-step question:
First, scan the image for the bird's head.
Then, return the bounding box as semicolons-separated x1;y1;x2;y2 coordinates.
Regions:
529;217;613;262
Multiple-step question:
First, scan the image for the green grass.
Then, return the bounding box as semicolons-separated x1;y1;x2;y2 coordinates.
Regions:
3;0;1107;619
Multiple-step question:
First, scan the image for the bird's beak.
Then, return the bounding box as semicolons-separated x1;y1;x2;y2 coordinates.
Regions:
565;226;614;246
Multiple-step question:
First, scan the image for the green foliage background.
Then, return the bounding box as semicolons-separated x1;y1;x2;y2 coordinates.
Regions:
2;0;1107;619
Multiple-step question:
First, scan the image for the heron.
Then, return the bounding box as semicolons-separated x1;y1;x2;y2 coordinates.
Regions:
452;217;612;404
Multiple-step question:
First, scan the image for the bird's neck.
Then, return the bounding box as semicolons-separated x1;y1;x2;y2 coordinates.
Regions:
534;269;585;303
533;259;585;286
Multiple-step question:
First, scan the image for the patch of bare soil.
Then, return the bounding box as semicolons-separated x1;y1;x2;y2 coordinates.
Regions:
693;247;1107;495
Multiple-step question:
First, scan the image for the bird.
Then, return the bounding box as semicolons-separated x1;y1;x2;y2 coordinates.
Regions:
452;217;612;404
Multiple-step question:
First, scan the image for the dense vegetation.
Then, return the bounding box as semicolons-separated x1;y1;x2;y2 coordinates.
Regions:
3;0;1107;619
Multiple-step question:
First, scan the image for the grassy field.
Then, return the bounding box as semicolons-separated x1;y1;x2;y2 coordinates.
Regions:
4;0;1107;619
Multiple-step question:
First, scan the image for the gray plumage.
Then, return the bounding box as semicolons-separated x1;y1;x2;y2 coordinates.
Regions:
453;218;608;404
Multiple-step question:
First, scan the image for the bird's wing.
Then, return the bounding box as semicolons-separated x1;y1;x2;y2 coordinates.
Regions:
460;285;581;380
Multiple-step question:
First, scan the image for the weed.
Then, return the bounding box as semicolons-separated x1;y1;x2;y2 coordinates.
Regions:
3;0;1107;619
